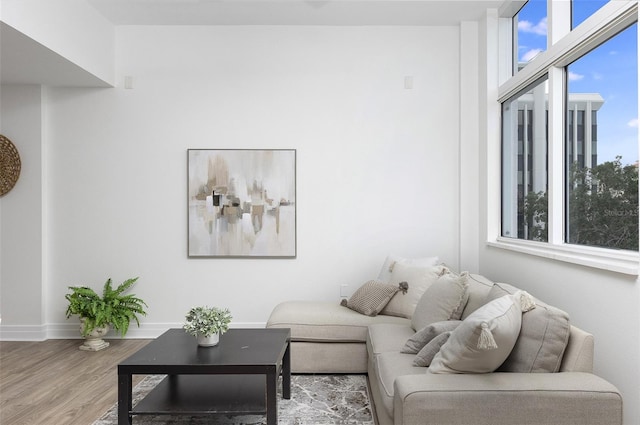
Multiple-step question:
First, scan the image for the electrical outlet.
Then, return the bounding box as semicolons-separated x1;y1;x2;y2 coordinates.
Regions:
340;284;349;298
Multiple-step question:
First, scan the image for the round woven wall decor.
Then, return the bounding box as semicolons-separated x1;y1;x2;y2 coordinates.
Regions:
0;134;21;196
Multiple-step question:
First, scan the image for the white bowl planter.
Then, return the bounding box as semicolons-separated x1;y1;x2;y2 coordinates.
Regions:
197;332;220;347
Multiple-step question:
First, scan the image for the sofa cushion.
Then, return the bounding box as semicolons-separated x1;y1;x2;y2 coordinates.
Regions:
381;264;446;318
367;324;416;357
461;273;495;319
373;351;424;418
485;282;571;373
377;254;439;283
413;331;452;367
429;293;523;374
343;280;400;316
411;272;470;331
267;301;410;342
401;320;462;354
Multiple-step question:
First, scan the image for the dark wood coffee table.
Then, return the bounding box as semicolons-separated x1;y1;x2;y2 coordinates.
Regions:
117;328;291;425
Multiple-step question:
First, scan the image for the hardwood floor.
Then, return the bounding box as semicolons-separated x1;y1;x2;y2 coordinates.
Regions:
0;338;150;425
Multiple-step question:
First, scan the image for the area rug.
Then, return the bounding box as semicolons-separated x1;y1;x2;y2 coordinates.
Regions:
92;374;374;425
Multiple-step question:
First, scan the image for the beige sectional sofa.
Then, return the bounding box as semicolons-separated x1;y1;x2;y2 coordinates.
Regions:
266;261;623;425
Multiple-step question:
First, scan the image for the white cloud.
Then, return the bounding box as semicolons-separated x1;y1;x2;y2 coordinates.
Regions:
568;71;584;81
628;118;639;128
522;48;543;62
592;72;604;81
518;17;547;36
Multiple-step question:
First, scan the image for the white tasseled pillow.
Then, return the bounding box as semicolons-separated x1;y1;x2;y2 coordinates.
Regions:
381;263;447;319
410;272;470;331
429;291;535;374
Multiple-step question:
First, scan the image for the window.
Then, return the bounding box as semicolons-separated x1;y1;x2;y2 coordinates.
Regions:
515;0;548;72
502;77;549;242
566;24;639;250
572;0;610;29
498;0;639;273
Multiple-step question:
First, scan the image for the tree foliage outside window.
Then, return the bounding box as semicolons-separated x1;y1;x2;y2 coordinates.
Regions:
523;190;548;242
568;158;639;250
521;157;639;250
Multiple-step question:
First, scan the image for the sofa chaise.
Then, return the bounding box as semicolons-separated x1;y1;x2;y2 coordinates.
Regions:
266;257;623;425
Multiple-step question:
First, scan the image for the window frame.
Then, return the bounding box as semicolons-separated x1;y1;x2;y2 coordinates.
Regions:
492;0;639;275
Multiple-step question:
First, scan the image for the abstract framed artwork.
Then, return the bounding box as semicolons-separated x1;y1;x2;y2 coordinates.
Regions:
188;149;296;258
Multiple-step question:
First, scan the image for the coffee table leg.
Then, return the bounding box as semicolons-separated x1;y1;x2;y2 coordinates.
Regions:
283;341;291;399
266;370;278;425
117;373;132;425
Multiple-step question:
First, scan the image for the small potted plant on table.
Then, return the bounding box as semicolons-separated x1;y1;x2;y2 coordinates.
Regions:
183;306;232;347
65;277;148;351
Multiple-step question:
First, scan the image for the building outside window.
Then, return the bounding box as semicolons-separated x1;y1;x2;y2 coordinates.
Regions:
502;77;549;242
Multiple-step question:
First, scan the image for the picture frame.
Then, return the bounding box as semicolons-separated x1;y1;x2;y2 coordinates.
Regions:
187;149;296;258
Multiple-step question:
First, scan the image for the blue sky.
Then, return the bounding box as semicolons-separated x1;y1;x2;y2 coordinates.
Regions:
518;0;638;166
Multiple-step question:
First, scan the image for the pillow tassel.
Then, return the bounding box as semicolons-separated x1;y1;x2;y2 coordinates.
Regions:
477;322;498;350
518;291;536;312
398;281;409;294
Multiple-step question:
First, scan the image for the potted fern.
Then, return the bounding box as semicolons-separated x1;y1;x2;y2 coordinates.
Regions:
65;277;148;351
183;306;232;347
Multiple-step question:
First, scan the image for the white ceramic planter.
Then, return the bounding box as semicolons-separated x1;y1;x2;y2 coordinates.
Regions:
79;318;110;351
197;332;220;347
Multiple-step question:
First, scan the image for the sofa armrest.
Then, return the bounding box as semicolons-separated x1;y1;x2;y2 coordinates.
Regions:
393;372;622;425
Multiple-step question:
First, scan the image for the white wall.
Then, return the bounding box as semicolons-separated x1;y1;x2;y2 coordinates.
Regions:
459;20;480;273
0;85;46;337
36;26;462;334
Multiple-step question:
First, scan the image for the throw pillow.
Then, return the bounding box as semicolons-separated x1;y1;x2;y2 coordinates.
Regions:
401;320;462;354
413;331;452;367
410;271;470;331
428;292;530;374
377;254;440;283
461;274;496;319
340;280;399;316
485;282;571;373
380;263;447;318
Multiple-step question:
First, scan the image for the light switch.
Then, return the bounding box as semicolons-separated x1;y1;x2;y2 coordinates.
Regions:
124;76;134;89
404;76;413;90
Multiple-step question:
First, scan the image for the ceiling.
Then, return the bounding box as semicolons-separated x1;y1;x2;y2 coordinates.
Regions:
0;0;507;87
86;0;506;26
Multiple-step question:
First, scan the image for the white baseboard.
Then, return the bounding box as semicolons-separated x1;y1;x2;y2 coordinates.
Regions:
0;321;267;341
0;324;48;341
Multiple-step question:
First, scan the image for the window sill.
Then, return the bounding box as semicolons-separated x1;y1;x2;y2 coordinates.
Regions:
487;238;639;276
